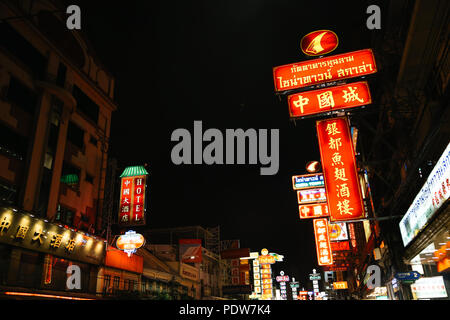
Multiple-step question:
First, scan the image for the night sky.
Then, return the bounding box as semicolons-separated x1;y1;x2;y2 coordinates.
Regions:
74;0;380;288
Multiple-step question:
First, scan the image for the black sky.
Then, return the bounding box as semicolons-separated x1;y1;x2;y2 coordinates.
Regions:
75;0;380;288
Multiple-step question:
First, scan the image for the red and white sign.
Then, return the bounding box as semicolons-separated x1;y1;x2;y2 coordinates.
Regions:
119;175;147;226
273;49;376;92
287;81;371;118
297;188;327;204
316;117;365;221
298;203;329;219
300;30;338;56
313;218;333;266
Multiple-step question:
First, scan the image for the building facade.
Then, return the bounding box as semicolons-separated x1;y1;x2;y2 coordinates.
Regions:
0;0;117;298
346;0;449;300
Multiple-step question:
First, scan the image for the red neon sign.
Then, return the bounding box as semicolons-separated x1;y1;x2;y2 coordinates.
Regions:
316;117;365;222
300;30;338;56
313;218;333;266
287;81;372;118
298;203;329;219
273;49;376;92
118;175;147;226
330;241;350;251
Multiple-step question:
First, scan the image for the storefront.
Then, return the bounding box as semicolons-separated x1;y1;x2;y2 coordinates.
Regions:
398;142;450;300
0;207;106;299
98;248;143;297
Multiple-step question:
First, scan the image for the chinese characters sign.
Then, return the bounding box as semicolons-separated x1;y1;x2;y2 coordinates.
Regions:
330;241;350;251
292;173;324;190
287;81;371;118
119;174;147;226
273;49;376;92
297;188;327;204
0;207;105;264
316;117;365;221
300;30;338;56
299;203;329;219
313;218;333;266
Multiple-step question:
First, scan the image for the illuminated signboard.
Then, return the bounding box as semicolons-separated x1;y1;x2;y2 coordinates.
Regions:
299;203;329;219
313;218;333;266
316;117;365;221
329;222;349;241
399;142;450;246
0;207;105;264
116;230;145;256
287;81;372;118
330;241;350;251
300;30;338;56
118;166;149;226
434;241;450;273
273;49;376;92
411;276;448;299
333;281;348;290
257;248;284;300
297;188;327;204
292;173;324;190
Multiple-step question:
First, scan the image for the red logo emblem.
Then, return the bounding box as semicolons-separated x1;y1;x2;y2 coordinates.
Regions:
300;30;338;56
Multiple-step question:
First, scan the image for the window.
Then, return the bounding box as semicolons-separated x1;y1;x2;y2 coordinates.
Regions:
55;204;75;226
85;173;94;184
6;77;38;115
56;63;67;87
0;122;29;160
67;121;85;150
103;274;111;294
113;276;120;290
0;22;47;78
89;135;98;146
72;85;99;124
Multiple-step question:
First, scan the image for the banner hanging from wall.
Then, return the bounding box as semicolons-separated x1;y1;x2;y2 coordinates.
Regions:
118;166;149;226
316;117;365;222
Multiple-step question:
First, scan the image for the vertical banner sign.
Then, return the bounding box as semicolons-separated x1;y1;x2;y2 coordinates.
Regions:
313;218;333;266
316;117;365;222
119;166;149;226
119;177;133;225
119;175;147;226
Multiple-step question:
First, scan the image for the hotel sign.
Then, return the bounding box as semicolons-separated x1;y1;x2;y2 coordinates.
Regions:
399;142;450;246
273;49;376;92
287;81;372;118
0;207;105;265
